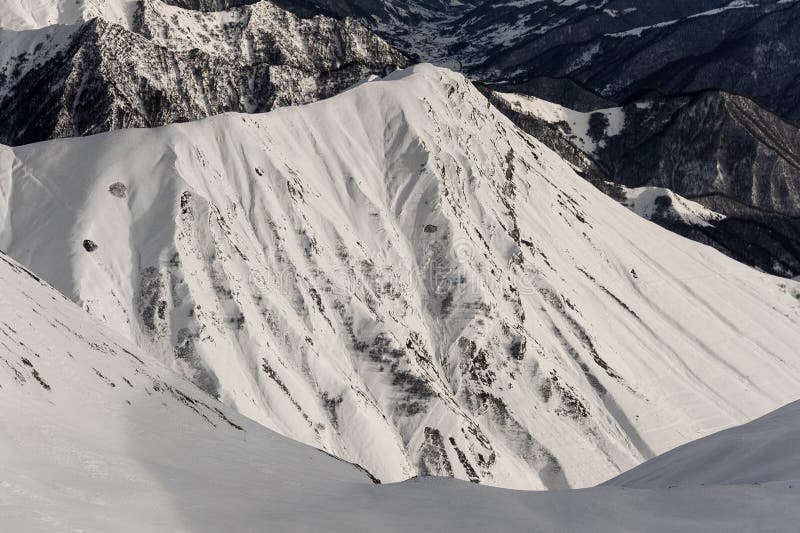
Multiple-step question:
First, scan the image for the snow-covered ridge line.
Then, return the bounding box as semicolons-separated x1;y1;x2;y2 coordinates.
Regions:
3;64;800;490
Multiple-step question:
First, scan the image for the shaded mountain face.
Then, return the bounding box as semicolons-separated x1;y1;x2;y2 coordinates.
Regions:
3;65;800;489
2;241;798;532
0;0;410;145
596;92;800;216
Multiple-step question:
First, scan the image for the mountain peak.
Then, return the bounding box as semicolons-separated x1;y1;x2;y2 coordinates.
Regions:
3;64;800;488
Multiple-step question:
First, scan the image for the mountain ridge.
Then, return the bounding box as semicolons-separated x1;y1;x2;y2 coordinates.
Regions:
3;64;800;489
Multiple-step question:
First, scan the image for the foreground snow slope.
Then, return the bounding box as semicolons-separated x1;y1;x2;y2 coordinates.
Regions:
0;249;369;529
2;65;800;489
606;399;800;489
1;247;798;532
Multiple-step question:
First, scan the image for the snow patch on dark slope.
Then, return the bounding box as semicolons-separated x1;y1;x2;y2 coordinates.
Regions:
1;245;798;532
3;65;800;489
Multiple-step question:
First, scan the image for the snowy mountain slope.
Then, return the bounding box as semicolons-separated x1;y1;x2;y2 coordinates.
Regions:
490;88;800;278
0;0;410;145
2;245;798;532
3;65;800;490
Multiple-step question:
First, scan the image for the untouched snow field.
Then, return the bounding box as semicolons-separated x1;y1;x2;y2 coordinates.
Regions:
1;249;798;532
2;65;800;489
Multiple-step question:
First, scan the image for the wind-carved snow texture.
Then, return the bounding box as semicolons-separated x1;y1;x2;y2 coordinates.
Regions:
0;0;411;145
2;244;799;532
3;65;800;489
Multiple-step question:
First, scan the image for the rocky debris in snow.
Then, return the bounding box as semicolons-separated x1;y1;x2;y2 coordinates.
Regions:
108;182;127;198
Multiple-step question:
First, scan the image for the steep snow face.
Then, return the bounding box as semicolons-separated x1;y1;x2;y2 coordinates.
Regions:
1;244;799;532
0;0;411;145
3;65;800;489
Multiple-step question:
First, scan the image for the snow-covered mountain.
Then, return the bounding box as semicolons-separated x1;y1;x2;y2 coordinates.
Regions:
0;0;410;145
1;243;798;531
259;1;800;279
0;248;371;530
3;64;800;489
